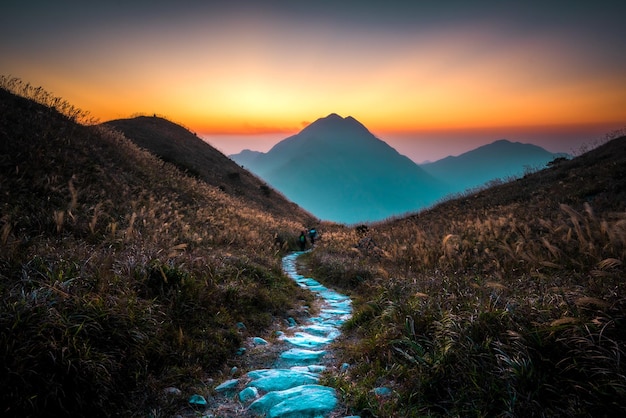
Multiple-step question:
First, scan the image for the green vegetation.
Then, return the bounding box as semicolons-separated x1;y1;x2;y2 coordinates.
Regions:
309;133;626;416
0;77;314;417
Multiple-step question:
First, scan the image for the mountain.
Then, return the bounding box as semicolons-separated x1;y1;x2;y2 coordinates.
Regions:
420;139;567;195
103;116;315;223
231;113;448;224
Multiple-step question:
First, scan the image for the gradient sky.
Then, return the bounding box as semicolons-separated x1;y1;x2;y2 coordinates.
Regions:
2;0;625;162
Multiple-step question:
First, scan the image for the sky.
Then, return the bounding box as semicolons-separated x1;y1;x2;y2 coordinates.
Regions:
2;0;625;162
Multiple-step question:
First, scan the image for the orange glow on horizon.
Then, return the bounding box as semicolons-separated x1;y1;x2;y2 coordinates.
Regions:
5;4;624;140
58;72;624;138
71;54;624;137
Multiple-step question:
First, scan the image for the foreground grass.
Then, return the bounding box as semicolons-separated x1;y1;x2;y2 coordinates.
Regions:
0;79;316;417
311;136;626;416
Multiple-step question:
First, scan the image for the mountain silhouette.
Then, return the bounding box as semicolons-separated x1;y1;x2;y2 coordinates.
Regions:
232;113;447;224
103;116;315;222
420;139;568;194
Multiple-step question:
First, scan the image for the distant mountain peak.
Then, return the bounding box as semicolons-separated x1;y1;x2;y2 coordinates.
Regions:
302;113;370;137
421;139;567;196
231;112;445;223
322;113;358;123
315;113;351;124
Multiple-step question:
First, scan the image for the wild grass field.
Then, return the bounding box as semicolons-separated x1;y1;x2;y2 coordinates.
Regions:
0;77;317;417
305;133;626;416
2;76;625;417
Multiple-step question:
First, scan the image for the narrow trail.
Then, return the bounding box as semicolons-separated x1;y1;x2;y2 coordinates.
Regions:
197;251;357;417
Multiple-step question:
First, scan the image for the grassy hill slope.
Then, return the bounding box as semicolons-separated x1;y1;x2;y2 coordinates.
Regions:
306;133;626;416
0;79;315;417
103;116;315;223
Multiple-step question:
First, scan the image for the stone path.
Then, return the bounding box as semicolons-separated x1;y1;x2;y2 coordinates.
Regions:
198;251;357;417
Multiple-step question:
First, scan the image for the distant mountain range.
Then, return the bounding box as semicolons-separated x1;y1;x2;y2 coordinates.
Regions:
231;113;447;224
103;114;567;225
231;114;568;224
420;139;569;195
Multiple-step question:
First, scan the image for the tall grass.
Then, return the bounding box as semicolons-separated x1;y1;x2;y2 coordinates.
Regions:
310;137;626;416
0;75;95;124
0;80;315;416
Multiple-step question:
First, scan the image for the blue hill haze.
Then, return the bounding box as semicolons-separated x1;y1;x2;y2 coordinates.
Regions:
231;114;567;224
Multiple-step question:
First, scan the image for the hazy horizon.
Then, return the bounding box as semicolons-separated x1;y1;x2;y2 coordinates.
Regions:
202;120;618;164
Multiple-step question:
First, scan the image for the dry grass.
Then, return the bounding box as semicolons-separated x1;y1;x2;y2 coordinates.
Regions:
102;115;314;223
311;134;626;416
0;78;317;417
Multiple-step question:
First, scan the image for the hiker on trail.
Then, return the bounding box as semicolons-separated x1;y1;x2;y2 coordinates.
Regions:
308;228;317;245
298;231;307;251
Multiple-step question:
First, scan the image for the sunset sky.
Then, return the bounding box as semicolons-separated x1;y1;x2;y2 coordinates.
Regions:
2;0;625;162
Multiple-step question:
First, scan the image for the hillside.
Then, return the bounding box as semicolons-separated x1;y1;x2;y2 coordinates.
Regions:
305;134;626;416
420;139;568;194
103;116;315;223
231;113;447;224
3;76;624;417
0;81;317;417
